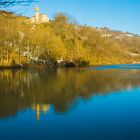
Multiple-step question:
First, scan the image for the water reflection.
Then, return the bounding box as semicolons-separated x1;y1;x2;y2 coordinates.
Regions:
32;104;50;121
0;68;140;119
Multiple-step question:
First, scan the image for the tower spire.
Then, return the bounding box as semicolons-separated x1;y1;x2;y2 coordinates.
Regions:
35;5;39;23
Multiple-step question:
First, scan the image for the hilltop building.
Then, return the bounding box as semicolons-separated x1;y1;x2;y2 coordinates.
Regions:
31;5;49;24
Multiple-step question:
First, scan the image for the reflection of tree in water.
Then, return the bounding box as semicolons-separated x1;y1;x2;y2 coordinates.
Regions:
0;68;140;119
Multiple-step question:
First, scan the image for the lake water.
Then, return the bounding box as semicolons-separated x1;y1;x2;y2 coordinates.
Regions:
0;64;140;140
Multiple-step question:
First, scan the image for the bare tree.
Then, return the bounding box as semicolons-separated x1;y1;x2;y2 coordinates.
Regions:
0;0;37;8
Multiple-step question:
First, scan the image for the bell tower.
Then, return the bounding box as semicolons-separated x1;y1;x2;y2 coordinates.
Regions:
35;5;39;23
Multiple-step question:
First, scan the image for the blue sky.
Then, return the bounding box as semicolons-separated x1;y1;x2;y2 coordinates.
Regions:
17;0;140;35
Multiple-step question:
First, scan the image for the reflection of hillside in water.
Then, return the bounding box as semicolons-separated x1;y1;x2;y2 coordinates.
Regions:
0;68;140;119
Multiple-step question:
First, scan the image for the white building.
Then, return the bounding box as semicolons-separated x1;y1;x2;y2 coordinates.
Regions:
31;6;49;24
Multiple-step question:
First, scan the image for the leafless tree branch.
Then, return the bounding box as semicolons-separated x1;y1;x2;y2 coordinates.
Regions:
0;0;38;8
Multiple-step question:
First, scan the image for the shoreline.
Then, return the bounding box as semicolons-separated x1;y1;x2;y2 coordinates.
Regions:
0;63;140;70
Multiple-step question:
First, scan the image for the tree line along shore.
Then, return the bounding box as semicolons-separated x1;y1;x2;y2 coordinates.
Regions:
0;11;140;69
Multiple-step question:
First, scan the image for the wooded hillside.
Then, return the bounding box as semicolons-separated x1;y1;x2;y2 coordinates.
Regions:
0;12;140;67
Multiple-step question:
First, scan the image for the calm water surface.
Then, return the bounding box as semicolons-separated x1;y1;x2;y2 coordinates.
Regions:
0;64;140;140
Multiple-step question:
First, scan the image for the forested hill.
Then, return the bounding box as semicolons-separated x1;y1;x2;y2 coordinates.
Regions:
0;11;140;67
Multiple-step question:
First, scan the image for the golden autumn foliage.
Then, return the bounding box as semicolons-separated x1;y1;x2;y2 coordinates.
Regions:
0;12;140;66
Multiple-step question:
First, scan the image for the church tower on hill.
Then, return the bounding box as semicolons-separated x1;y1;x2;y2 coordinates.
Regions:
35;5;39;23
31;5;49;24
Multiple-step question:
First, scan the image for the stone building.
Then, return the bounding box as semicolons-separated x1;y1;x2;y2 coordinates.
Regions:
31;5;49;24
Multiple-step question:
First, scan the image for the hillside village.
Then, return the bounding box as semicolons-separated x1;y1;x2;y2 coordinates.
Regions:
0;6;140;68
